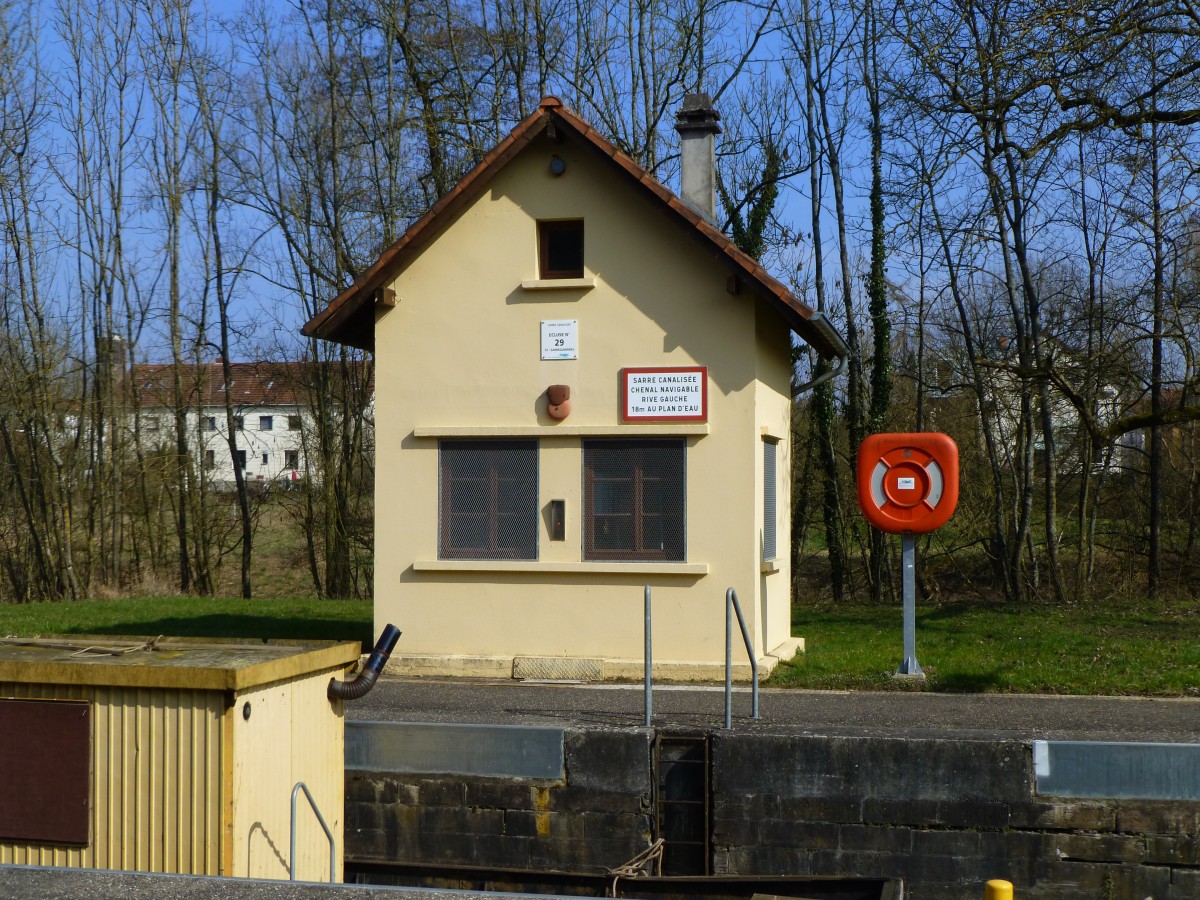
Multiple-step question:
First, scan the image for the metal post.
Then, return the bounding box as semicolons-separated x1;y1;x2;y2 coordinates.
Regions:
724;590;733;730
290;781;336;883
725;588;760;728
984;880;1014;900
897;532;924;677
644;585;652;727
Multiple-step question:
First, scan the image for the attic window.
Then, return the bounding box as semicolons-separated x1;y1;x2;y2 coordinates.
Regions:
538;220;584;279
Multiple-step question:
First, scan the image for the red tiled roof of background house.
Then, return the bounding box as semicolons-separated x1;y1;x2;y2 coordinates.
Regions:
129;361;365;408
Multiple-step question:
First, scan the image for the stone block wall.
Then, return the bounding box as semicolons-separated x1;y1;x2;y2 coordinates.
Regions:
712;732;1200;899
346;728;654;874
344;725;1200;898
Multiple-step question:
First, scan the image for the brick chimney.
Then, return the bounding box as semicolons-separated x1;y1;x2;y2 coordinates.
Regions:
110;333;128;389
674;93;722;223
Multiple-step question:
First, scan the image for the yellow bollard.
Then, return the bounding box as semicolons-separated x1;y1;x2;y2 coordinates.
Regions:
984;880;1014;899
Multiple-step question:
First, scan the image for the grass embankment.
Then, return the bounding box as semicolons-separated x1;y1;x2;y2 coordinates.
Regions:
773;598;1200;696
3;595;1197;697
0;596;374;648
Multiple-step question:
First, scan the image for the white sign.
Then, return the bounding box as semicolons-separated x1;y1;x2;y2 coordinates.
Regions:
622;367;708;422
897;477;916;490
541;320;578;360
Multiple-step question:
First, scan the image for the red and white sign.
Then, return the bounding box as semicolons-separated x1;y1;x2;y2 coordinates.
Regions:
621;367;707;422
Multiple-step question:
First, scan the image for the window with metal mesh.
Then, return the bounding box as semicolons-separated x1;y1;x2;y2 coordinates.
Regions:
763;439;777;561
583;439;685;561
439;440;538;560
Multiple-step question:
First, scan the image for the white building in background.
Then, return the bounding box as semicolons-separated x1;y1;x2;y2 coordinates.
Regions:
131;362;313;489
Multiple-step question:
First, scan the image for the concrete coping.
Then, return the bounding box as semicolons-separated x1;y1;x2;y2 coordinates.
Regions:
0;635;362;691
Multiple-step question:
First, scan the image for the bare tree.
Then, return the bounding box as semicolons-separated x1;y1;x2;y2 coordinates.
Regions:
0;3;81;601
234;0;381;598
137;0;204;591
188;17;260;598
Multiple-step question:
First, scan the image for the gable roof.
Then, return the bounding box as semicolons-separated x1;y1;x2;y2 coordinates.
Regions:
301;97;847;360
132;362;305;408
131;361;370;409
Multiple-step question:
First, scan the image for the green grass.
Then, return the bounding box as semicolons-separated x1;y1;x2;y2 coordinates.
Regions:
773;599;1200;696
0;595;374;648
4;594;1197;697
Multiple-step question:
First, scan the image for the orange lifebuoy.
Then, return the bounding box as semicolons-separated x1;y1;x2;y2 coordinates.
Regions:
857;433;959;534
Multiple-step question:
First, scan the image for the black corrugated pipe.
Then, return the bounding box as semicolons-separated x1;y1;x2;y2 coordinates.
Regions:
328;624;401;701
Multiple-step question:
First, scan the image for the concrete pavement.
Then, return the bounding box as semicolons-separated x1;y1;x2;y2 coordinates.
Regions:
0;867;559;899
347;676;1200;743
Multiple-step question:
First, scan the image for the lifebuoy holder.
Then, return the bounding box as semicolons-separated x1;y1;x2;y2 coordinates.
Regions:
856;433;959;534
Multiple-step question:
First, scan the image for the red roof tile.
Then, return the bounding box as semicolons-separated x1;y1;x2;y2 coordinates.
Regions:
130;362;365;408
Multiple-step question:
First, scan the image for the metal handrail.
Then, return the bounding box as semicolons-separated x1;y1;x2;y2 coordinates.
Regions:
724;587;759;729
643;584;653;727
290;781;336;883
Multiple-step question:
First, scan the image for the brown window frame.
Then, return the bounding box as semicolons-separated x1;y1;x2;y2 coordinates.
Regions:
439;439;538;561
538;219;584;279
583;439;685;562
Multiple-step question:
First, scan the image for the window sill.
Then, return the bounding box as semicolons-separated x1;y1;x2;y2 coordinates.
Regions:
414;559;708;576
760;559;780;575
414;424;709;438
520;278;595;291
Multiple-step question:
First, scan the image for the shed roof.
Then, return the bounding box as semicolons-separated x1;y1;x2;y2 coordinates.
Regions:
302;97;846;360
0;635;360;691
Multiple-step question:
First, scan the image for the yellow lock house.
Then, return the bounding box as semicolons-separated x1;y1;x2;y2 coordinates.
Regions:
304;95;846;680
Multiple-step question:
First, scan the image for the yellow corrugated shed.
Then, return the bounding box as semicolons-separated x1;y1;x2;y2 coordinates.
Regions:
0;635;359;881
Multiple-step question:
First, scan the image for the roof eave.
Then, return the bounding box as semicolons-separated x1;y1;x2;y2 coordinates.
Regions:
302;107;553;349
302;97;848;362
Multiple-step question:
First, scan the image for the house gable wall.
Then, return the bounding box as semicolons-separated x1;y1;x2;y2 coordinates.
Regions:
373;130;795;672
